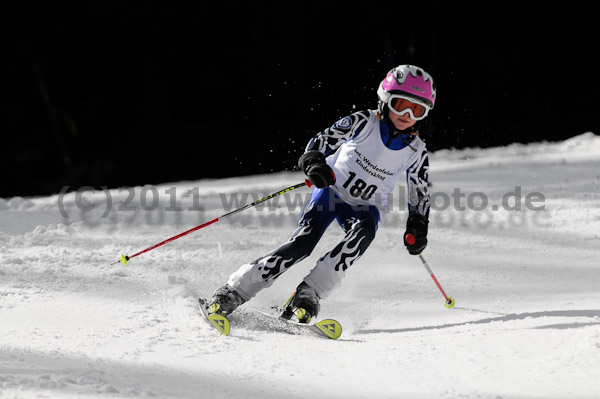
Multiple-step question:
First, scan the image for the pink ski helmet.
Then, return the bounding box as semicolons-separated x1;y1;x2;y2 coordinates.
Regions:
377;65;436;119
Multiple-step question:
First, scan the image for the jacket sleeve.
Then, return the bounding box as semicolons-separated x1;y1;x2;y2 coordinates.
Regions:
305;111;370;156
406;148;430;218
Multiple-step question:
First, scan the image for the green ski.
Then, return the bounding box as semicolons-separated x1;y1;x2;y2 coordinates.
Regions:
251;307;342;340
197;299;341;339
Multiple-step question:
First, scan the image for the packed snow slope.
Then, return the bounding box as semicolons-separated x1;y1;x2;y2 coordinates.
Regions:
1;132;599;399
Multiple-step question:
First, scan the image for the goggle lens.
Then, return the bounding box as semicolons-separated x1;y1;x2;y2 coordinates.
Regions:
390;97;428;118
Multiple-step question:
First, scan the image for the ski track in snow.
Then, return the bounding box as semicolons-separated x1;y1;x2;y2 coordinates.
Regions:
1;133;600;398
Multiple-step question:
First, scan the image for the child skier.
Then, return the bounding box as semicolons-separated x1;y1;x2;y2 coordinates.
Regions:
206;64;434;323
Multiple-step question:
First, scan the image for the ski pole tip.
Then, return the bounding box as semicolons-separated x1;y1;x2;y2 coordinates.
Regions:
120;254;129;266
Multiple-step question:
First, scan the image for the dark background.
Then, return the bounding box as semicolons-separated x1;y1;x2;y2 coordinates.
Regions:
2;2;598;198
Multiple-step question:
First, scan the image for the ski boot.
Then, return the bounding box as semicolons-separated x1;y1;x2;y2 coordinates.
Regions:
281;281;320;324
207;285;245;316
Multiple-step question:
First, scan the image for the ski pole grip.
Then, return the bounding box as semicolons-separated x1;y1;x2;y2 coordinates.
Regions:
405;233;416;246
304;169;335;188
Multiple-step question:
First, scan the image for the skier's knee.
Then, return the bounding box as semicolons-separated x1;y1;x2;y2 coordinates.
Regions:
288;226;321;256
288;236;319;257
355;219;377;241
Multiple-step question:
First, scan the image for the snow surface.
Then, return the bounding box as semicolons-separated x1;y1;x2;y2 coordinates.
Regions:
1;132;600;399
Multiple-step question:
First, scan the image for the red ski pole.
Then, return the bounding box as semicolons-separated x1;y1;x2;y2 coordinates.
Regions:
405;234;455;309
111;179;313;265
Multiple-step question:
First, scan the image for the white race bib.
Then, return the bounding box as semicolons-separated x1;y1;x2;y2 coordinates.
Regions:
326;110;425;212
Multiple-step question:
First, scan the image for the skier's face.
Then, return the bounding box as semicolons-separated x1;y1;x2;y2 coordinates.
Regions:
388;109;417;130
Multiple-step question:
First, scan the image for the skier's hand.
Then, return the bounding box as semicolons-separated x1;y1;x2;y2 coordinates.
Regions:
298;151;336;189
403;213;428;255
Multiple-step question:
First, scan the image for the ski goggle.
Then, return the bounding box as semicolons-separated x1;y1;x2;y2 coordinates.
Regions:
388;94;431;121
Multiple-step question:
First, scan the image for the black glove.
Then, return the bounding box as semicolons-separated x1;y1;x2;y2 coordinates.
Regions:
298;151;336;189
403;213;428;255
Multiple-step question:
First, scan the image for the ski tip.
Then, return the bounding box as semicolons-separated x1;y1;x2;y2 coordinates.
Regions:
313;319;342;340
207;314;230;336
198;298;230;336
